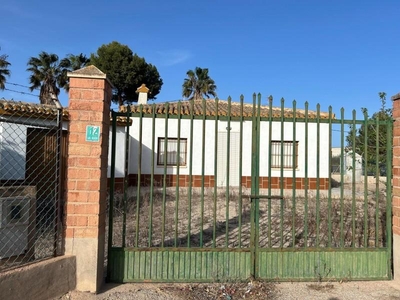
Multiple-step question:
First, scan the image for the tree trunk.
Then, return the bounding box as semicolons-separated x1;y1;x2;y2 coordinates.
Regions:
39;84;57;106
118;93;124;111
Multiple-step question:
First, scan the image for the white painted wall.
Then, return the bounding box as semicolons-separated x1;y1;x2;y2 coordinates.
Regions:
0;117;64;181
110;117;331;180
107;126;127;178
128;118;217;175
217;131;240;186
0;122;27;180
258;121;330;178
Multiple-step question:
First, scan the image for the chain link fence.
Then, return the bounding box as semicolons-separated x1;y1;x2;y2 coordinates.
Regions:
0;100;65;271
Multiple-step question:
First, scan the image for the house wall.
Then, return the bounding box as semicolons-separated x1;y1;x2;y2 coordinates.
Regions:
259;121;330;178
0;120;67;181
107;126;126;178
110;117;330;189
0;122;27;180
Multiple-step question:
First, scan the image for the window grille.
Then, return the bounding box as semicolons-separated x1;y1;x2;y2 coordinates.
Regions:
157;138;187;166
271;141;298;168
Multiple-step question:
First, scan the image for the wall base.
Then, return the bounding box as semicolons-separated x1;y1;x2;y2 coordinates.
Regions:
0;256;76;300
110;174;330;191
393;235;400;284
65;236;105;293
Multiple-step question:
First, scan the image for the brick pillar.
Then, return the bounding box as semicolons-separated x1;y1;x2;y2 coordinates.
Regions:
65;66;112;292
392;93;400;283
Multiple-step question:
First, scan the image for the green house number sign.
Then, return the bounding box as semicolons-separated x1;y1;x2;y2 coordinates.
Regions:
86;125;100;142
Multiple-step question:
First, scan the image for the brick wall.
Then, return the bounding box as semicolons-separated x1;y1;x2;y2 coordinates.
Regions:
110;174;330;190
392;94;400;236
392;93;400;283
65;74;111;239
64;66;112;292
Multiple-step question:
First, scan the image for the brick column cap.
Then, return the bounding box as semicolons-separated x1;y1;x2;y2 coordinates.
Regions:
67;65;114;88
392;93;400;101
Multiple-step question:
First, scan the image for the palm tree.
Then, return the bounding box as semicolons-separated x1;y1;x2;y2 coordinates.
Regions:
0;53;11;90
61;53;90;91
27;51;70;105
64;53;90;71
182;67;217;100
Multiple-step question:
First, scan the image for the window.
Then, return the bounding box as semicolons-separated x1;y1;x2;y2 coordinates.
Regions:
271;141;299;168
157;138;187;166
10;205;22;222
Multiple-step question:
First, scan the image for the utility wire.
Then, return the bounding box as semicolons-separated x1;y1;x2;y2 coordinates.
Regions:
7;82;32;89
4;82;39;97
4;88;39;97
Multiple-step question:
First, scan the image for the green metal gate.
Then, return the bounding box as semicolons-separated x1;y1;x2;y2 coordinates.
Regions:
107;95;392;282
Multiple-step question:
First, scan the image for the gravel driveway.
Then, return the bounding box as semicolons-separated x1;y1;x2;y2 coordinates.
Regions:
57;280;400;300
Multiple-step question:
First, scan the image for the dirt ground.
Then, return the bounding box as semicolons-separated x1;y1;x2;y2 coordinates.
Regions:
110;184;388;250
56;280;400;300
53;182;400;300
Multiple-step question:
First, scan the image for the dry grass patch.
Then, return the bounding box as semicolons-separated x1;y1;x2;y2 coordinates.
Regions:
107;186;388;249
161;280;276;300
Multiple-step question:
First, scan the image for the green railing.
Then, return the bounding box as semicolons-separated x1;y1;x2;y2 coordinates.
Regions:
107;95;392;282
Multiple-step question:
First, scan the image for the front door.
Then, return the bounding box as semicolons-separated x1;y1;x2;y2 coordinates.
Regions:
217;131;240;187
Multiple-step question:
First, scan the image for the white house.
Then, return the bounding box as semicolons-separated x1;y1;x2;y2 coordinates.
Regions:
0;98;331;192
111;97;332;190
0;101;68;182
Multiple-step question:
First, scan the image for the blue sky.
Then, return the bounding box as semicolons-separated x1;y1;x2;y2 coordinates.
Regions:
1;0;399;120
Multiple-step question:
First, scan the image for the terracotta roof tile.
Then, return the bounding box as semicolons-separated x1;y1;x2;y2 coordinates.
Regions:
0;98;330;125
0;99;130;125
124;99;332;119
0;100;68;120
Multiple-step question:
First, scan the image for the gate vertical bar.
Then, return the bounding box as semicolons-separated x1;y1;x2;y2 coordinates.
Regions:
279;98;285;247
304;102;309;248
162;103;169;247
200;99;206;247
363;110;369;248
292;100;296;248
375;116;380;246
135;105;143;247
174;101;182;247
327;106;333;247
238;95;244;248
213;98;219;248
267;96;273;248
351;110;357;247
340;108;345;247
255;94;261;276
148;104;156;247
250;93;260;277
122;105;131;247
174;104;182;278
386;118;393;279
225;97;232;248
187;100;194;247
107;110;117;279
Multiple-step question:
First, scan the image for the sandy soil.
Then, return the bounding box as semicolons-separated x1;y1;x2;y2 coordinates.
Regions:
56;280;400;300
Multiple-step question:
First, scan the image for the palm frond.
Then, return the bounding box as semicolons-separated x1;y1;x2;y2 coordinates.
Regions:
182;67;217;100
26;51;69;104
